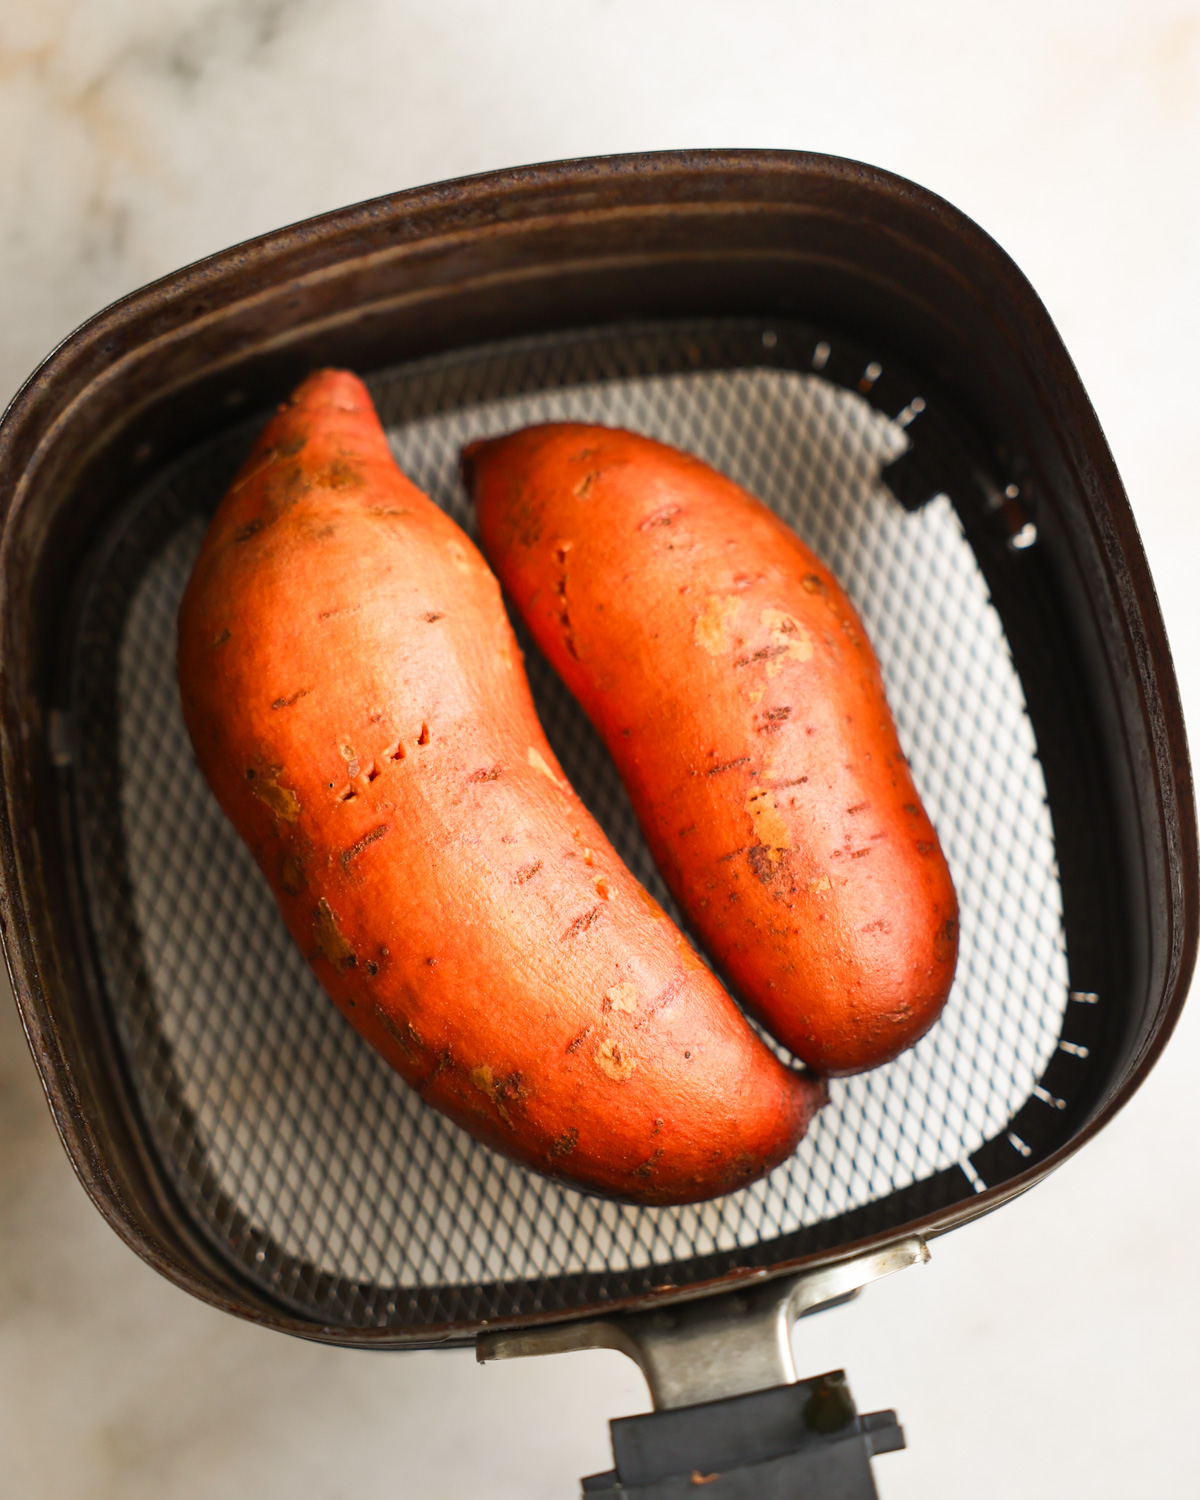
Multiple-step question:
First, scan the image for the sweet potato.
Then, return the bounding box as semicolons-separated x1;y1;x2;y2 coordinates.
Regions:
176;373;823;1205
465;423;959;1076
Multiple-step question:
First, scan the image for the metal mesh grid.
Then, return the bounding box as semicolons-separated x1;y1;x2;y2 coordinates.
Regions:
70;321;1068;1328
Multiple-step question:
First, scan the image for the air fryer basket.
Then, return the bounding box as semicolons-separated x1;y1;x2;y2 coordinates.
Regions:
0;152;1194;1352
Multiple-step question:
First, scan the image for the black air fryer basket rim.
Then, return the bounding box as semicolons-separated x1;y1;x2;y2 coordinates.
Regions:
0;149;1194;1349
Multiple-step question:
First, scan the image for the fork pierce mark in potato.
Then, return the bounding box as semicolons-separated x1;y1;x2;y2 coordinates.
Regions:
177;372;824;1205
465;423;959;1076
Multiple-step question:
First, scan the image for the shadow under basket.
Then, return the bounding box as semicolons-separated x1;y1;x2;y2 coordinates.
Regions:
0;151;1194;1355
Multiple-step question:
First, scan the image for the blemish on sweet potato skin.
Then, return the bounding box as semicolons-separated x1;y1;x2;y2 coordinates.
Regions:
694;594;740;656
181;379;823;1205
639;504;682;531
279;854;306;896
561;904;604;941
605;981;639;1013
934;917;958;964
341;824;389;866
565;1024;593;1055
595;1036;636;1082
251;771;302;822
314;897;356;971
747;845;779;883
374;1003;421;1063
469;1063;530;1125
272;688;309;710
320;458;362;490
632;1147;664;1179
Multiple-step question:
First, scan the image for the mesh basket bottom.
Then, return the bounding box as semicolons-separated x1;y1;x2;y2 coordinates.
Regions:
70;321;1067;1330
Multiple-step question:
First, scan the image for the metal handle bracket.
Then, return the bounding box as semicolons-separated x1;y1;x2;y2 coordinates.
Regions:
477;1235;928;1410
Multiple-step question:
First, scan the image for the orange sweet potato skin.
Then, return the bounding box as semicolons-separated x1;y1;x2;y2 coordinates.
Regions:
176;373;823;1205
466;423;959;1076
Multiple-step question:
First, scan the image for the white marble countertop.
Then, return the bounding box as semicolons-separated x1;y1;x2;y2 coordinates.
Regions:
2;2;1198;1495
